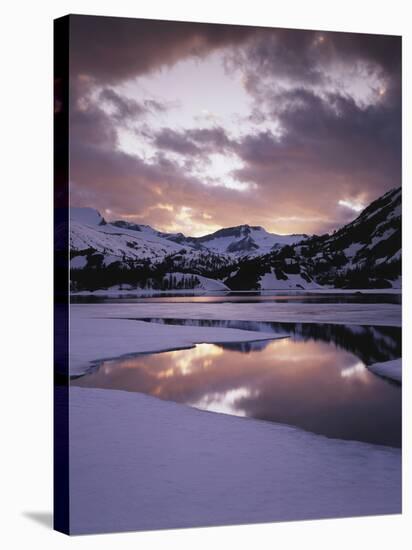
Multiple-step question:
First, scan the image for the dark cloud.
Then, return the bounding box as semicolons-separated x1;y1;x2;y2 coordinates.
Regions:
70;103;118;149
69;15;254;84
99;88;147;120
98;88;169;125
234;86;400;193
228;28;401;94
228;85;400;233
187;127;232;149
153;126;233;157
154;128;202;156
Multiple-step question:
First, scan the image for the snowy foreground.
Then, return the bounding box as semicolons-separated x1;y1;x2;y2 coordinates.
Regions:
68;387;401;534
368;359;402;383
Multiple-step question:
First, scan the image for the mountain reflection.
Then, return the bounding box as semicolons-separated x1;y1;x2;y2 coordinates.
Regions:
73;333;401;447
136;318;401;365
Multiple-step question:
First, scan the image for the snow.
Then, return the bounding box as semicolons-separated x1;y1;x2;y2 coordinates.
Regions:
199;226;304;257
70;207;104;226
368;359;402;383
65;300;401;533
163;272;229;291
369;228;396;249
67;386;401;534
388;250;401;263
390;277;402;289
70;220;185;262
342;242;364;259
69;307;283;375
259;270;320;290
389;203;401;220
69;208;306;264
70;255;88;269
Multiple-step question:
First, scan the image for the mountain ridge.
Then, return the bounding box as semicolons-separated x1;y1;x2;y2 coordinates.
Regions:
69;187;401;291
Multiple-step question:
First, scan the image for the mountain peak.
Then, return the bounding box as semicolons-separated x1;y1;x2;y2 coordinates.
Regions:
70;207;106;226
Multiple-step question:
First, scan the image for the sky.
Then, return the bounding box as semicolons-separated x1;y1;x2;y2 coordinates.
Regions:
68;15;401;237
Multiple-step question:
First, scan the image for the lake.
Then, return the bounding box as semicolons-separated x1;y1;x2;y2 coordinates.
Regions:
73;318;401;447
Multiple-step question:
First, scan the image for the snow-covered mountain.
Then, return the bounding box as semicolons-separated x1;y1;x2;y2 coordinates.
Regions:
108;219;306;257
69;208;234;291
307;187;401;270
70;207;190;266
70;209;304;263
69;187;401;291
186;225;306;256
227;187;401;290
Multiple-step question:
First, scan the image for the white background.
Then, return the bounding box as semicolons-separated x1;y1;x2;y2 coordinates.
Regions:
0;0;410;547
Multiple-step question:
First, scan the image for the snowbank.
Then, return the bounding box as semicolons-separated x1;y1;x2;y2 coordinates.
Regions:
68;387;401;534
368;359;402;383
163;273;229;291
69;307;283;375
259;271;320;290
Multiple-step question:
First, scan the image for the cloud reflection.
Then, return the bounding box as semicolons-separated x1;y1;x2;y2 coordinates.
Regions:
73;336;401;446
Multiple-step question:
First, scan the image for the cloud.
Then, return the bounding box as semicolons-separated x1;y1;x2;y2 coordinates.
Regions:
69;15;254;84
67;16;401;236
338;199;364;213
227;28;401;95
232;86;400;221
153;126;233;157
99;88;169;124
154;128;202;156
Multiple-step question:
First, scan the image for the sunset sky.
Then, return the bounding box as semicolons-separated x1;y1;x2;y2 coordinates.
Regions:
69;15;401;236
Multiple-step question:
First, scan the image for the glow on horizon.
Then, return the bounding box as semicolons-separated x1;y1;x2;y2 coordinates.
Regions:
104;207;331;238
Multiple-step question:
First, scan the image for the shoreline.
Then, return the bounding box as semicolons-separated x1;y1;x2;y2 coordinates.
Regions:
71;287;402;297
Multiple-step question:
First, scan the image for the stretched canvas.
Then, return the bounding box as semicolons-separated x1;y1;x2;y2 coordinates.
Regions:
54;14;402;535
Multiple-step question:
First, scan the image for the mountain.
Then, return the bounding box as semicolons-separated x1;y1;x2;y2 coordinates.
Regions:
226;187;401;290
186;225;306;256
69;187;401;292
299;186;401;287
70;208;190;265
69;208;234;291
109;219;306;257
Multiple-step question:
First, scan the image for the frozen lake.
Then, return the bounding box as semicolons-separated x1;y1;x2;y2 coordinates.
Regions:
73;319;401;447
66;297;402;533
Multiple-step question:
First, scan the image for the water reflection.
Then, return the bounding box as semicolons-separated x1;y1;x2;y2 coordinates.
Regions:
136;318;401;365
73;335;401;447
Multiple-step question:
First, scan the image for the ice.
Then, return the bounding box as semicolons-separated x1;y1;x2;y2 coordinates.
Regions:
368;359;402;383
